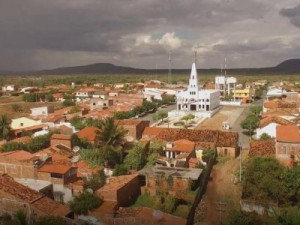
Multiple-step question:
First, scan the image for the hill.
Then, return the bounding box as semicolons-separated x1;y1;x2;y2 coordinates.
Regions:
1;59;300;75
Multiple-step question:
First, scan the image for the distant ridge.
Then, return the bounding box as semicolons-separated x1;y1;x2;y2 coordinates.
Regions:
1;59;300;75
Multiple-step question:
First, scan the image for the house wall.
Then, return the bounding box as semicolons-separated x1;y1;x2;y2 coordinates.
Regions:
256;123;278;139
216;147;237;158
31;106;54;116
11;117;42;130
116;175;140;206
0;158;37;179
276;142;300;164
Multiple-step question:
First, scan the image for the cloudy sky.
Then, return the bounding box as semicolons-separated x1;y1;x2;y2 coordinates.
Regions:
1;0;300;70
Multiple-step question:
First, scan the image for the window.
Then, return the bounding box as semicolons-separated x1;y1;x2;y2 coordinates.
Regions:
93;102;96;106
283;145;287;155
292;145;296;151
20;123;23;127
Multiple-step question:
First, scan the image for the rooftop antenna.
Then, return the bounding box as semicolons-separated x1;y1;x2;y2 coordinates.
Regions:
194;50;197;64
168;52;172;84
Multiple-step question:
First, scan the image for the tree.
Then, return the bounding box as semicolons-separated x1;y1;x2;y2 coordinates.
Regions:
95;117;126;148
83;170;106;191
227;210;261;225
13;210;27;225
275;207;300;225
113;164;129;176
0;114;11;141
250;106;262;116
181;114;195;124
124;143;147;170
240;114;259;135
153;111;168;123
242;157;285;204
260;133;271;140
36;216;67;225
69;191;102;215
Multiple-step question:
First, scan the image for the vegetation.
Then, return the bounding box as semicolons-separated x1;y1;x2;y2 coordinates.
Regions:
242;157;300;206
83;170;106;191
240;106;262;135
0;114;11;140
36;216;67;225
260;133;272;140
152;111;168;123
69;191;103;215
181;114;195;125
0;210;28;225
1;132;57;153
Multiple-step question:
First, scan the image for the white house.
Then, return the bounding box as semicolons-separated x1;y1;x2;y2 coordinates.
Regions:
11;117;43;130
92;91;106;99
255;116;293;139
90;98;113;110
30;106;54;117
172;61;220;117
143;89;166;101
2;85;15;92
75;88;94;102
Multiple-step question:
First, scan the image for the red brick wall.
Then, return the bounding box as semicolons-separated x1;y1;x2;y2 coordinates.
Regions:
276;142;300;157
117;175;140;206
0;157;37;179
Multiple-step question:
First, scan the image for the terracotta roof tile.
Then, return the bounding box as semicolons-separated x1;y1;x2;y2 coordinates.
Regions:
276;125;300;143
51;133;71;140
249;139;275;157
0;150;36;161
10;136;31;143
165;139;195;152
38;164;72;174
77;127;100;143
259;116;294;128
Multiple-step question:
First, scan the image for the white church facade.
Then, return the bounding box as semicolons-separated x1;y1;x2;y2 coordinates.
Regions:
169;61;220;118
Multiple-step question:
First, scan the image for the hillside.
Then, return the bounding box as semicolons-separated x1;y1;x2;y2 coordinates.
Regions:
1;59;300;75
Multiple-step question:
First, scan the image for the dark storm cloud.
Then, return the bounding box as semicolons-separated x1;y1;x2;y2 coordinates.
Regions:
0;0;299;70
280;5;300;28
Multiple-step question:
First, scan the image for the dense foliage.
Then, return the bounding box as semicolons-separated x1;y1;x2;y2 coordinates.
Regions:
83;170;106;191
0;114;11;140
242;157;300;206
36;216;67;225
240;106;262;134
69;191;103;215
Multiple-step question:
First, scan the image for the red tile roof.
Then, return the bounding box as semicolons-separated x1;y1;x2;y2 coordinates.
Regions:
259;116;293;128
276;125;300;143
51;133;71;140
115;119;142;126
77;127;100;143
165;139;195;152
0;150;36;161
249;139;275;157
38;164;72;174
10;136;31;143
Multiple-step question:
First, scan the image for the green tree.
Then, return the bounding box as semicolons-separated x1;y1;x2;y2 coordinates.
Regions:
124;143;147;170
69;191;102;215
153;111;168;123
260;133;271;140
113;164;129;176
95;117;126;148
227;210;260;225
13;210;27;225
275;207;300;225
0;114;11;140
249;106;262;116
240;114;259;135
36;216;67;225
181;114;195;125
83;170;106;191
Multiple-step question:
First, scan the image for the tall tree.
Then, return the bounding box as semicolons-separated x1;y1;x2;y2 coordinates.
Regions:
0;114;11;141
95;117;126;147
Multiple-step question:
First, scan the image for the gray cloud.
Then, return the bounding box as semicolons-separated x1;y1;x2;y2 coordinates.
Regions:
280;5;300;28
0;0;299;70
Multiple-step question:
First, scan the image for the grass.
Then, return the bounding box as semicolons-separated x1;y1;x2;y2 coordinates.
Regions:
173;205;191;218
215;156;231;166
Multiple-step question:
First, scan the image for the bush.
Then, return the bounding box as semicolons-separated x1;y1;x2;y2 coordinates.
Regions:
69;191;102;215
11;104;22;112
173;205;190;218
113;164;129;176
83;170;106;191
37;216;67;225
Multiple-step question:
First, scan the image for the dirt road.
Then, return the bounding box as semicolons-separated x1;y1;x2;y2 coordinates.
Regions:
194;151;248;225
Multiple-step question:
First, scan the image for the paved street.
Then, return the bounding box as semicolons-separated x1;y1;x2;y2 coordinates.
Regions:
140;104;176;124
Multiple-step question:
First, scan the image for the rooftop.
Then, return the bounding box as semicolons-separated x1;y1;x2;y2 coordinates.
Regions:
115;119;143;126
0;150;36;162
259;116;293;128
38;164;72;174
249;139;276;157
97;174;138;192
276;125;300;143
138;166;202;180
77;126;100;143
51;133;71;140
165;139;195;152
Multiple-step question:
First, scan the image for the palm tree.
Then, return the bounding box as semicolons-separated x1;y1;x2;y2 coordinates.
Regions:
95;117;126;148
0;114;11;141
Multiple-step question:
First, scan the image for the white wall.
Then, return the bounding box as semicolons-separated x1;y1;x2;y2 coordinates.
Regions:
256;122;278;139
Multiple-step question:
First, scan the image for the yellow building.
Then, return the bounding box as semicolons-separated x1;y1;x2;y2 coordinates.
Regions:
233;88;253;102
11;117;42;130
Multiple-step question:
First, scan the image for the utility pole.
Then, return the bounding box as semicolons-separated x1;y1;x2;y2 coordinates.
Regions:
239;142;242;182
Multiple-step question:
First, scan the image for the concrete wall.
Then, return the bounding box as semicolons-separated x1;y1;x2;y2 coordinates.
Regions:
0;158;37;179
217;147;237;158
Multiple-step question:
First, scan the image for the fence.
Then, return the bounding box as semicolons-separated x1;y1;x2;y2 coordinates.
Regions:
186;151;216;225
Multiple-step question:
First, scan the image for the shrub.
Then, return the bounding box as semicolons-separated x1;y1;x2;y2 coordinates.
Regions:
69;191;102;215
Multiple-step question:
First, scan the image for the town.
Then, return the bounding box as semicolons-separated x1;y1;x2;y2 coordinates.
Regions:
0;57;299;225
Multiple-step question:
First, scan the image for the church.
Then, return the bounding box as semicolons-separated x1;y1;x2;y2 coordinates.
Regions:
173;60;220;118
